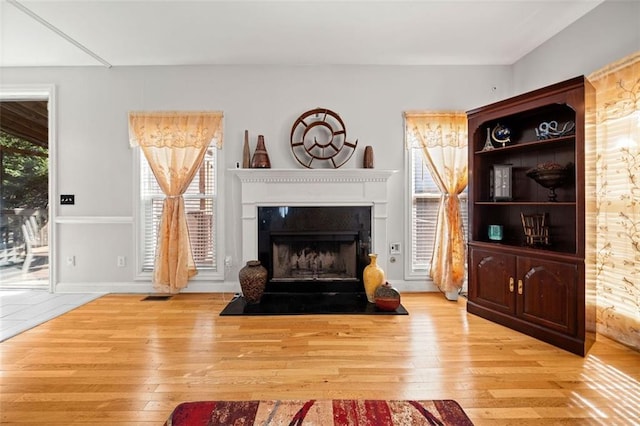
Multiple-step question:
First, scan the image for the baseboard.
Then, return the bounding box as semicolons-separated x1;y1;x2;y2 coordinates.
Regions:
394;280;439;292
54;280;439;294
54;282;155;293
54;281;240;294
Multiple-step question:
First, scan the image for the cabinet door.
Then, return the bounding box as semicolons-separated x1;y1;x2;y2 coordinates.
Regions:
470;249;516;315
516;257;577;335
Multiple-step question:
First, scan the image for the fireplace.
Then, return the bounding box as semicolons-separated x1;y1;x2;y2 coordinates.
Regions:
257;206;371;293
233;168;396;294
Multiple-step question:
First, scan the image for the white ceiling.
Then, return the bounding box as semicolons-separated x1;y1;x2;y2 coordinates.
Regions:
0;0;606;68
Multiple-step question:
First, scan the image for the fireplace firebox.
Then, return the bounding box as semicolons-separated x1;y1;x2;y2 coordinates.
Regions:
257;206;372;293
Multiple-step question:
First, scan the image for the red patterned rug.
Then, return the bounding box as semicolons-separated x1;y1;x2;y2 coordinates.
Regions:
164;399;473;425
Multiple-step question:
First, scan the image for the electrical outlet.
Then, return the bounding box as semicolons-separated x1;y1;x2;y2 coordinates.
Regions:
66;256;75;266
390;242;401;255
60;194;75;205
224;256;232;267
117;256;126;267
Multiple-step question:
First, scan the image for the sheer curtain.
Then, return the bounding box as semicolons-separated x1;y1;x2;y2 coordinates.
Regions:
129;111;223;293
588;52;640;350
405;112;468;299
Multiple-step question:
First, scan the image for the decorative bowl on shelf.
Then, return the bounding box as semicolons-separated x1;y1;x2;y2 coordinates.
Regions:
526;162;572;201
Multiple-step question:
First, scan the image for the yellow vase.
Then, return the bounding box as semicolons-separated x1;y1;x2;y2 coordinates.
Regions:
363;253;385;303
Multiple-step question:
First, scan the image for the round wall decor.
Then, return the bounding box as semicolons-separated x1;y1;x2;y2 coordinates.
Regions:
290;108;358;168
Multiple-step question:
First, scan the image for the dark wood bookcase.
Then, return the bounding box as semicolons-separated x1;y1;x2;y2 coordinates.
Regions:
466;76;596;356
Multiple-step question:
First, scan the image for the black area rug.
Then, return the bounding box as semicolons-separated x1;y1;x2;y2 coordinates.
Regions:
219;292;408;316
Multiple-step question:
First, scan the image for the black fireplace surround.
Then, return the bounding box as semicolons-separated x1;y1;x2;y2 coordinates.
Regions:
257;206;372;294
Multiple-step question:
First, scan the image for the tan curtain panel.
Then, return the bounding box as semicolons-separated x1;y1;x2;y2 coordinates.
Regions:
405;112;468;296
129;111;223;293
588;52;640;351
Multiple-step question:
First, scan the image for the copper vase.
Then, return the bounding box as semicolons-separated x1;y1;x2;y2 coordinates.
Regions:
363;145;374;168
251;135;271;168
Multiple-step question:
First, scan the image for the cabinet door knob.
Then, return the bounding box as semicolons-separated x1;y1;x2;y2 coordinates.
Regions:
518;279;523;295
509;277;514;292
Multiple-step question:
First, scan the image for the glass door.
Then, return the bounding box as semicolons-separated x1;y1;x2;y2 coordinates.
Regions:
0;99;49;290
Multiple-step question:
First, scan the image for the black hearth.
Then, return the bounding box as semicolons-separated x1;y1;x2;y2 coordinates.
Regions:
219;292;408;316
257;206;371;293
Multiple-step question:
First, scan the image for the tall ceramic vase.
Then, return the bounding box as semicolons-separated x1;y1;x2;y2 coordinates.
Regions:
242;130;251;168
363;253;385;303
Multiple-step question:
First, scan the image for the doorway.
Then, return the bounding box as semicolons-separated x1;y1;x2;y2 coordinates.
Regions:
0;87;54;291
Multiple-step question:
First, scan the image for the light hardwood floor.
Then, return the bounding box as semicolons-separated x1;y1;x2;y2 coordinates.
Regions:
1;293;638;425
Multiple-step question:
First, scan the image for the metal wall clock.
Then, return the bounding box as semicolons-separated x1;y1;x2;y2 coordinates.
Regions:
290;108;358;168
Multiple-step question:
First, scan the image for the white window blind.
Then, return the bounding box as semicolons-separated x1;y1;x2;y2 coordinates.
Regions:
588;52;640;350
140;148;217;272
410;147;468;274
595;112;640;339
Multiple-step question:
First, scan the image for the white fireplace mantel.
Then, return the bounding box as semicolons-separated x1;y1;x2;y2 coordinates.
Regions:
233;168;397;184
232;168;397;267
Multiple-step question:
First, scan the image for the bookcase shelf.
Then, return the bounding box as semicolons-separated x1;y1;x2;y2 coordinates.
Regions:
465;76;596;356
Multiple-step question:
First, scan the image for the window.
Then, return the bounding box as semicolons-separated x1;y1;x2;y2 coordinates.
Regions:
588;52;640;349
407;147;468;278
139;147;218;273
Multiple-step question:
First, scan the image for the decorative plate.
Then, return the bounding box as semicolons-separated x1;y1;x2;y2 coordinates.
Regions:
290;108;358;168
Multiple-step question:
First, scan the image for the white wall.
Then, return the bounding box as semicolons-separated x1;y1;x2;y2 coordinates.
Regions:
512;0;639;93
1;64;511;293
2;0;636;294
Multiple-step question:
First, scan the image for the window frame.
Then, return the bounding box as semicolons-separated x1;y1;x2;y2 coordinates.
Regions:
133;145;225;282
